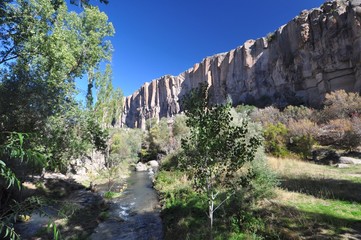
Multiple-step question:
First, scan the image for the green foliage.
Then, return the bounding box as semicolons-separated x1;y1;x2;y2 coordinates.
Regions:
141;117;174;161
86;116;109;153
110;128;142;162
71;0;109;7
47;222;60;240
283;105;314;121
103;191;121;199
288;135;316;159
156;158;277;239
264;123;289;157
0;132;28;189
98;211;109;221
286;119;318;159
172;115;189;136
0;1;116;238
0;160;20;190
234;104;256;116
148;118;171;153
0;223;19;240
0;1;114;132
0;196;46;240
94;65;124;128
180;83;263;235
58;202;80;219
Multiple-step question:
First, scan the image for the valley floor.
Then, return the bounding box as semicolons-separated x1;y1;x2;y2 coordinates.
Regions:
265;157;361;239
155;157;361;239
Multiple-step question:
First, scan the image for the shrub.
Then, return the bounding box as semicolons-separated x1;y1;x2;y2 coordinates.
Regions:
320;90;361;122
282;105;314;121
319;118;361;151
264;123;289;157
234;104;256;116
286;119;318;159
103;191;121;199
250;106;284;126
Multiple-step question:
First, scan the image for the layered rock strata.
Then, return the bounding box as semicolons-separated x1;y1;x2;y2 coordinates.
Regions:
122;0;361;128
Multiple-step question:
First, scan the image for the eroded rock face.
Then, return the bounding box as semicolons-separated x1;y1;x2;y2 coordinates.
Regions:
122;0;361;128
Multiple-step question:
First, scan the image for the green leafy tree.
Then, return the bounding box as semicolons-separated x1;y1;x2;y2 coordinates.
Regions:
0;0;114;127
0;0;114;165
93;64;124;128
70;0;109;7
180;84;262;238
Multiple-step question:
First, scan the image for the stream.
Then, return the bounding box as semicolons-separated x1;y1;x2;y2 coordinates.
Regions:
91;171;164;240
14;170;163;240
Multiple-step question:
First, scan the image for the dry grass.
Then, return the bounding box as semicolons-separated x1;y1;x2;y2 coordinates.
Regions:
260;157;361;239
268;156;361;182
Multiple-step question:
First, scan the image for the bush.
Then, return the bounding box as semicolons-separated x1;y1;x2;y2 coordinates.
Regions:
319;118;361;151
320;90;361;122
234;104;256;116
287;119;318;159
103;191;121;199
264;123;289;157
282;105;314;121
250;106;284;126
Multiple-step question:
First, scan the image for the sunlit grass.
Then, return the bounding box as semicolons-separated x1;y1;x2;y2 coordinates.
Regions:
263;157;361;239
274;189;361;222
268;156;361;183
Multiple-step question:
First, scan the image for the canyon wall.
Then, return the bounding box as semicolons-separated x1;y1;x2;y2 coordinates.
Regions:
122;0;361;128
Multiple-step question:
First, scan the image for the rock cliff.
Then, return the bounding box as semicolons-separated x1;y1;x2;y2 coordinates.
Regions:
122;0;361;128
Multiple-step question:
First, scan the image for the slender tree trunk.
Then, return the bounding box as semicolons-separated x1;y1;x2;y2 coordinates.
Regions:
209;198;214;240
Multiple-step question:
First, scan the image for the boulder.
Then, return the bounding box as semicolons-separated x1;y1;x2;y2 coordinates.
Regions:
147;160;159;168
339;157;361;164
335;163;350;168
135;162;148;172
350;0;361;7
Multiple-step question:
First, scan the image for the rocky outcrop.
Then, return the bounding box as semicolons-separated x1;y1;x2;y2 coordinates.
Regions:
122;0;361;128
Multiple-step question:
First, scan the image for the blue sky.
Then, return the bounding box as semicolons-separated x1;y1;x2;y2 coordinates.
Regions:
77;0;326;97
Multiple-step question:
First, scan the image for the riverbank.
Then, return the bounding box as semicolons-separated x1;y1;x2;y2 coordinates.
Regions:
14;172;110;239
14;169;163;239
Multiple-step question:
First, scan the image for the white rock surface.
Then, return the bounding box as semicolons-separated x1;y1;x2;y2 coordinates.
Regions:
335;163;350;168
339;157;361;165
147;160;159;168
135;162;148;172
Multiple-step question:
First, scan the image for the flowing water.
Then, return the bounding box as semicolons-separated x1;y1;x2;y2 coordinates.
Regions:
91;171;163;240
